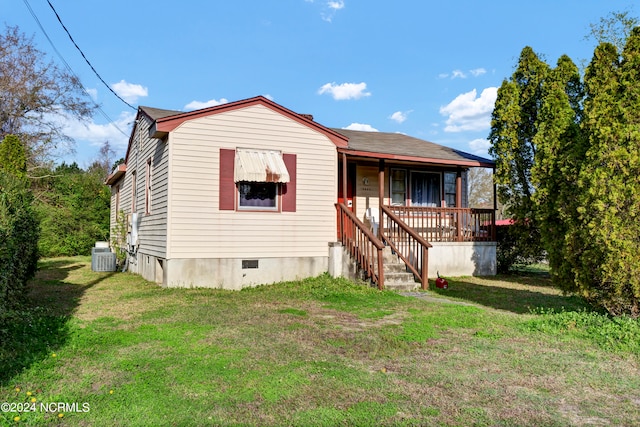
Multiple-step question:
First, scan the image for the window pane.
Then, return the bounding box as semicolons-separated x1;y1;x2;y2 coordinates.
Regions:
411;172;440;207
391;192;405;205
390;169;406;205
239;182;277;208
444;172;456;191
391;170;406;191
444;172;456;207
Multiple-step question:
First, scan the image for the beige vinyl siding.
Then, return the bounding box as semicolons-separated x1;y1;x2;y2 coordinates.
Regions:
167;104;337;259
112;114;169;259
109;182;124;236
138;117;169;259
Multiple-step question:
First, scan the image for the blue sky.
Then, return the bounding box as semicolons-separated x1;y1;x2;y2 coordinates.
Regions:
2;0;635;167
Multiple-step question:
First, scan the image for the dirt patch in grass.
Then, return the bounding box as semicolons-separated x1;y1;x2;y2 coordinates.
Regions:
310;307;406;331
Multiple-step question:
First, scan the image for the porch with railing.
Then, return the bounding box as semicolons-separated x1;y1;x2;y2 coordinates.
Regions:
384;206;496;243
336;203;496;290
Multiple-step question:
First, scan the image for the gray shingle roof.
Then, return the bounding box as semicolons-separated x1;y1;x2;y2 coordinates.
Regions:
136;103;493;167
139;106;182;120
332;128;494;167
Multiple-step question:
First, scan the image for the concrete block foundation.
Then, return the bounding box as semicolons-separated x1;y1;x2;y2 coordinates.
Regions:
162;256;328;290
428;242;497;277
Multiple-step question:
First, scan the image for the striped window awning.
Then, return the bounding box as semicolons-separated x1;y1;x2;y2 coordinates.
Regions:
234;148;290;183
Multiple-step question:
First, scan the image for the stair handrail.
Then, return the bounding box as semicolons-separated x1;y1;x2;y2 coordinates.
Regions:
381;205;432;289
335;203;385;289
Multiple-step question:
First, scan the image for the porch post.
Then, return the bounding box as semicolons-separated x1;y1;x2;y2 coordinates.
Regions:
456;168;462;208
493;166;497;240
342;152;347;208
493;166;497;211
378;159;385;239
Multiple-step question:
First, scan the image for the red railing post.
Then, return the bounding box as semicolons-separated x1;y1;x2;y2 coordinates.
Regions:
421;245;428;290
377;246;384;290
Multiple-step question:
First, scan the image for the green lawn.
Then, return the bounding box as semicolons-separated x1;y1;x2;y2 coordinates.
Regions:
1;257;639;426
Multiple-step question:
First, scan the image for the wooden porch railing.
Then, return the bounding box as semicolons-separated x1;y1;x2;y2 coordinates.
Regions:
385;206;496;242
380;205;432;290
336;203;385;289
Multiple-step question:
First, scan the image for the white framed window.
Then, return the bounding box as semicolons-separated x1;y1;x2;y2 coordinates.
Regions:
390;169;406;206
444;172;457;207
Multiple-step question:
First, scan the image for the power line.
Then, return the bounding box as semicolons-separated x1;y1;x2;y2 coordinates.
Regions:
20;0;130;138
45;0;136;111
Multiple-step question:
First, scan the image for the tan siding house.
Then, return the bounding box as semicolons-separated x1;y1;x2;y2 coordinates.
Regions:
107;96;497;290
107;97;345;288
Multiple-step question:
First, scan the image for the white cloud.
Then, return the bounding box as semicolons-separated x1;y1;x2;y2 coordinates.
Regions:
469;138;491;156
318;82;371;100
389;110;411;124
344;123;378;132
440;68;487;79
111;80;148;104
439;87;498;132
184;98;229;110
85;88;98;101
57;110;135;153
317;0;345;22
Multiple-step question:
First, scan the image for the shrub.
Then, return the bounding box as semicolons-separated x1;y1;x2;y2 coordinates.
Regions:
34;163;110;257
0;170;40;312
496;222;545;273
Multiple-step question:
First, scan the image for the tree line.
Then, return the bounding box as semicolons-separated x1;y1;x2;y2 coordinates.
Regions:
1;25;113;323
490;20;640;317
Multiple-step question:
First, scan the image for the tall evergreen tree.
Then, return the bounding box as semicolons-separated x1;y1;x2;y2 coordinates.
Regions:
489;47;549;270
575;28;640;316
532;55;584;288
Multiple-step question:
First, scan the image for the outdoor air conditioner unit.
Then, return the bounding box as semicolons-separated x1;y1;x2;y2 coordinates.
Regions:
92;250;116;272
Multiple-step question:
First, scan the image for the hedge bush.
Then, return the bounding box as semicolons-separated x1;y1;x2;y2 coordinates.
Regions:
0;170;39;313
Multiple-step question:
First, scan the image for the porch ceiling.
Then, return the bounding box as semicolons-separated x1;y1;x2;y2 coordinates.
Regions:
333;128;495;168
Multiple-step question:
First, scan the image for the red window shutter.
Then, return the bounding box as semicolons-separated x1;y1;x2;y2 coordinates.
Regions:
282;154;296;212
219;149;235;210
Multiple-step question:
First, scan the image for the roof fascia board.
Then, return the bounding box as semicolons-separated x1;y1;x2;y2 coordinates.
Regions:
105;164;126;185
338;148;495;168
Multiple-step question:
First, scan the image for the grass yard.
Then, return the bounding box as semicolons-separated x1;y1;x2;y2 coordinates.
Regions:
1;257;640;426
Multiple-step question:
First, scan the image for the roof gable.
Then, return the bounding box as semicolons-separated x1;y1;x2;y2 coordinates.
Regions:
149;96;348;148
139;106;182;121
